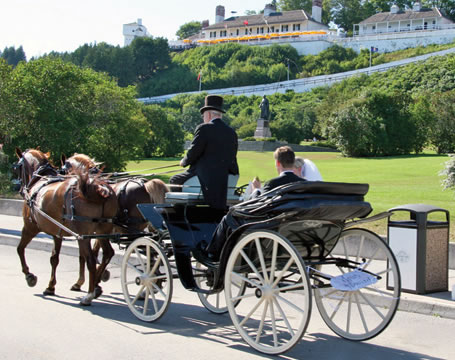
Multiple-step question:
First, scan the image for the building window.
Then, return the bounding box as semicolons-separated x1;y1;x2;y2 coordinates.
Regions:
293;24;300;31
257;28;260;34
260;27;264;34
372;26;376;30
271;26;275;32
245;29;248;35
282;25;288;32
236;29;239;35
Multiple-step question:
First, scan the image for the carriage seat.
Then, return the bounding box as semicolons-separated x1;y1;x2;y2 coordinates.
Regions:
165;175;241;205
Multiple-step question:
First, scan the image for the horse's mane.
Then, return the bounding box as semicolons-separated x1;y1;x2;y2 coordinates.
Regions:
74;168;114;203
28;149;54;166
71;153;97;169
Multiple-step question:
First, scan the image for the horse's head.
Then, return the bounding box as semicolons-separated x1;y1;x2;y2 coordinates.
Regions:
61;153;102;175
15;147;57;195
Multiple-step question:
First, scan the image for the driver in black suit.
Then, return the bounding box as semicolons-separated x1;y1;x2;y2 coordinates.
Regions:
170;95;239;210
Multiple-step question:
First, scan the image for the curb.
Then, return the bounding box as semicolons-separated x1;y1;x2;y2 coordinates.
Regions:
0;233;124;267
2;231;455;320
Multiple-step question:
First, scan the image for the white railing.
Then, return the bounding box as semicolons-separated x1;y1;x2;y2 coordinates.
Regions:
352;24;455;37
138;47;455;104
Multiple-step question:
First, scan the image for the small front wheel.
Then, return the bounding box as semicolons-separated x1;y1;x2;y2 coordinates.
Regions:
121;237;173;322
194;261;246;314
225;231;312;355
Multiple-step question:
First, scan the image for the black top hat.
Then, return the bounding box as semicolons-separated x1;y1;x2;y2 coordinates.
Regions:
200;95;225;114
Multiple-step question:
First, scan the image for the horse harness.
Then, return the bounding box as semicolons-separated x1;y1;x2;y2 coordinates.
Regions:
114;178;148;229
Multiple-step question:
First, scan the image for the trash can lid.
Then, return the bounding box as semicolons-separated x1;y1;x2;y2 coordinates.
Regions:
388;203;448;215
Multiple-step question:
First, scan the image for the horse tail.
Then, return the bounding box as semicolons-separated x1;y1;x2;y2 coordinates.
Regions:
74;168;115;203
144;179;168;204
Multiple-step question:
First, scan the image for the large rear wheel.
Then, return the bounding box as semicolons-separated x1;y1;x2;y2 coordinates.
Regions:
121;237;173;322
313;228;400;340
225;231;312;355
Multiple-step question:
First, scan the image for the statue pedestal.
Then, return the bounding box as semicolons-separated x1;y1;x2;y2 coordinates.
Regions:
254;119;271;138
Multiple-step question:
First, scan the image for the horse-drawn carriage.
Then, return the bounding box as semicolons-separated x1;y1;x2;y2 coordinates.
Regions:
14;148;401;355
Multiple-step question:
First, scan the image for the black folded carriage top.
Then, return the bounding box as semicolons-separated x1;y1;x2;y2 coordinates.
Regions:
231;181;373;222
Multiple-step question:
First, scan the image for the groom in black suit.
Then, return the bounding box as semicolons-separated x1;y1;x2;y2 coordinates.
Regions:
205;146;305;259
170;95;239;210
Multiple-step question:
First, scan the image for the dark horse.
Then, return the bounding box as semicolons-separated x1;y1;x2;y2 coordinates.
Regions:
15;148;118;305
60;153;168;290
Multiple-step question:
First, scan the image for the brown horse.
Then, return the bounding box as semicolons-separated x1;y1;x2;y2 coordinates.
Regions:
60;153;168;290
15;148;118;305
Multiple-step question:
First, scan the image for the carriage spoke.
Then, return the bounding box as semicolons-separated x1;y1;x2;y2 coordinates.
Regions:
126;261;143;276
143;287;150;316
319;288;339;300
149;285;159;313
239;297;266;327
149;255;161;277
358;289;386;319
131;285;146;305
146;245;151;273
376;267;392;277
276;294;307;314
240;249;265;284
134;248;146;272
255;238;270;283
329;292;348;320
271;257;295;288
231;292;256;302
363;285;396;298
269;300;278;347
361;246;381;271
354;292;369;333
346;293;352;333
273;297;295;337
232;271;262;289
256;299;269;343
270;240;278;282
356;235;364;263
151;281;166;298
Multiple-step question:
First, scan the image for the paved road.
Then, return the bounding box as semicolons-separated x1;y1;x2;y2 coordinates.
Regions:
1;244;454;360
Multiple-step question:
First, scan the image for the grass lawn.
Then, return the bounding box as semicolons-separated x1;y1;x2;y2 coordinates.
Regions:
126;151;455;240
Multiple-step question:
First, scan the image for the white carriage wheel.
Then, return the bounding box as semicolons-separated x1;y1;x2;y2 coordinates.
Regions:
195;261;246;314
121;237;173;322
314;228;401;341
225;231;312;355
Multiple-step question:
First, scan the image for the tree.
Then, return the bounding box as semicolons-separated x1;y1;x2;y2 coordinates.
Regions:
142;105;184;157
427;90;455;153
0;57;147;171
1;46;26;67
176;21;202;40
278;0;332;24
328;90;419;156
131;37;171;81
330;0;366;33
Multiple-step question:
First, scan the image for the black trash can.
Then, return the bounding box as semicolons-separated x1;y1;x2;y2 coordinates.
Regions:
387;204;449;294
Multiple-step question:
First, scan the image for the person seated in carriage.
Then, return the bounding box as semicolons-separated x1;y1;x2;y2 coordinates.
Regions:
205;146;306;260
169;94;239;211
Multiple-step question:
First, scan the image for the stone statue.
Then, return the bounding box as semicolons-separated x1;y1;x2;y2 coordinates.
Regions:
259;95;270;120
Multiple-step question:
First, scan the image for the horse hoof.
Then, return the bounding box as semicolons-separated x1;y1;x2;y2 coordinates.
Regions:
71;284;82;292
26;274;37;287
94;286;103;299
101;270;110;282
43;288;55;296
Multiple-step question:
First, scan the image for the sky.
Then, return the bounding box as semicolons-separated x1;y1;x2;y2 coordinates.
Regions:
0;0;270;59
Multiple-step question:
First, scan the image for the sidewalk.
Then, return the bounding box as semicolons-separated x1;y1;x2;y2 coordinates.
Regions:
1;213;455;319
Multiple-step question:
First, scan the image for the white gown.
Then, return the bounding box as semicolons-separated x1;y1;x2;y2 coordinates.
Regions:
302;159;323;181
